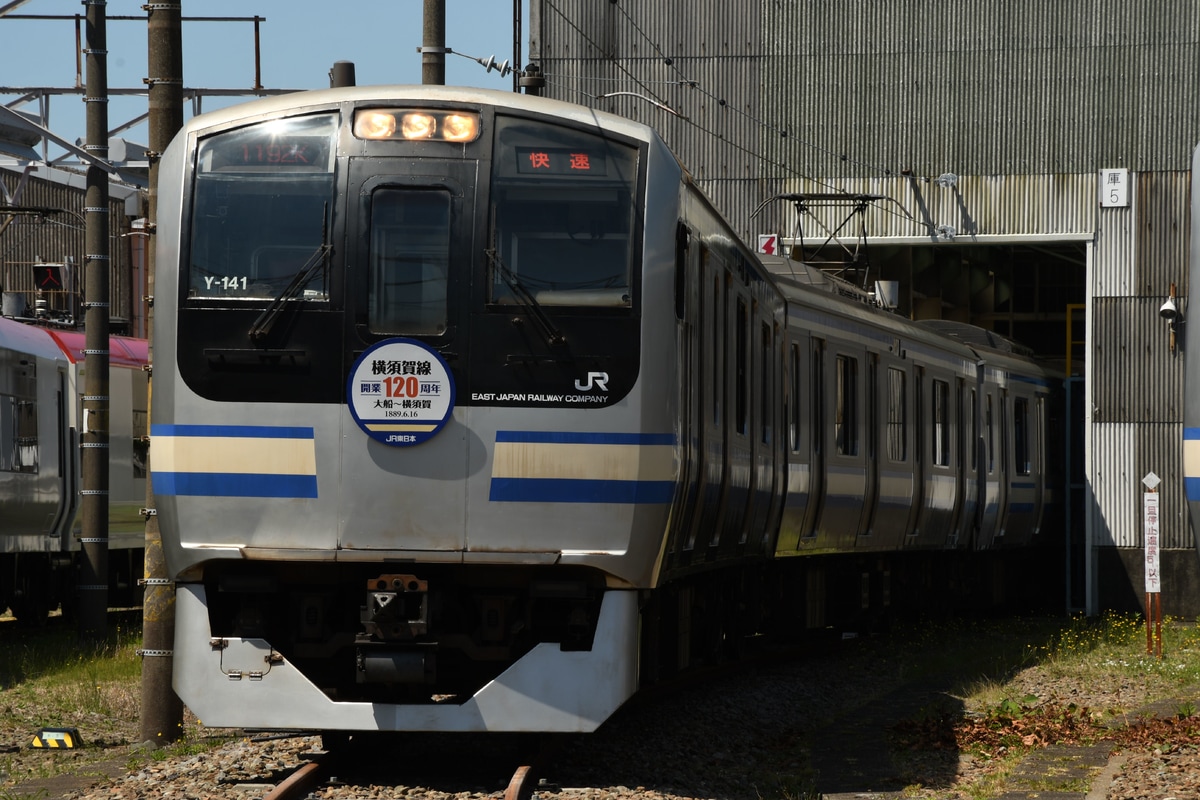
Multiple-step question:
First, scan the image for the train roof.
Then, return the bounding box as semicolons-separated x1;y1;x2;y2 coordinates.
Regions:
0;316;147;367
45;328;147;368
758;255;878;305
0;315;67;361
914;319;1034;357
757;255;1053;376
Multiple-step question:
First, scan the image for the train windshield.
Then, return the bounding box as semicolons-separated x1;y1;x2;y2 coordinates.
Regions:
368;189;451;335
489;116;638;308
187;114;337;302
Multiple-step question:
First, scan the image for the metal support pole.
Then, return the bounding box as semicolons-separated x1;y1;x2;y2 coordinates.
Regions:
422;0;445;86
140;0;185;747
79;0;111;644
513;0;521;93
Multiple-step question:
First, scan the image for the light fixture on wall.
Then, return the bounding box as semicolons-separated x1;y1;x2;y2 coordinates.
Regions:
1160;282;1183;353
935;172;958;188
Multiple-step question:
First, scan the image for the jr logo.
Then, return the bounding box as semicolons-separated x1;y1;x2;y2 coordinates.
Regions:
574;371;610;392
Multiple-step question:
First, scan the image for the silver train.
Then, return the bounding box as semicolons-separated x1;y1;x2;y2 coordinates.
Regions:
152;86;1061;734
0;315;147;621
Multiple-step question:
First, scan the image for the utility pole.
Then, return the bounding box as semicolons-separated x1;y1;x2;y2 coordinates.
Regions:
79;0;111;643
422;0;445;85
140;0;185;746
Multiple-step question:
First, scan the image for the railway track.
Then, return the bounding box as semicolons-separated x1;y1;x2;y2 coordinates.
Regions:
254;637;819;800
259;733;561;800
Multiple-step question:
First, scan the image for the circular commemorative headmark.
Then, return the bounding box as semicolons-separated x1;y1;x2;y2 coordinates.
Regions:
346;338;456;446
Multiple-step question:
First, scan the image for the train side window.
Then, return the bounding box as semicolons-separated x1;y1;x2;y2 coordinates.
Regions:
1000;396;1009;474
735;298;748;436
932;379;950;467
835;354;858;456
489;116;638;308
986;394;996;473
886;367;906;461
712;267;722;427
0;394;38;473
1014;397;1031;475
812;341;824;456
968;388;977;471
761;322;772;444
1036;397;1045;473
790;343;802;452
367;189;450;335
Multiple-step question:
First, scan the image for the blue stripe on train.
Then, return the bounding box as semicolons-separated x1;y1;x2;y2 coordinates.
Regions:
1187;477;1200;501
151;424;314;439
489;477;675;504
154;472;319;498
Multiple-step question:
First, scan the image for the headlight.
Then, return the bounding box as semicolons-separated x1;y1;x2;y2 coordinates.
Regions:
353;111;397;139
353;109;481;142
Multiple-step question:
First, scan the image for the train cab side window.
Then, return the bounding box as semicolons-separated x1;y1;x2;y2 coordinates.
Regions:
835;354;858;456
367;189;451;335
489;116;639;308
188;114;337;302
932;379;950;467
886;367;906;461
1014;397;1031;475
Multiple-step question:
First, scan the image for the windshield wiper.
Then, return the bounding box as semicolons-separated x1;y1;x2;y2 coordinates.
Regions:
249;206;331;342
485;248;566;347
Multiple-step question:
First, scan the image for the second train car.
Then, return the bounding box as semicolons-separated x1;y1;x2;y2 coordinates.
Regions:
0;315;148;621
151;85;1061;734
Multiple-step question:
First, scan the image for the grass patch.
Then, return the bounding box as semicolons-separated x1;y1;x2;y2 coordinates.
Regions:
0;622;142;730
886;612;1200;799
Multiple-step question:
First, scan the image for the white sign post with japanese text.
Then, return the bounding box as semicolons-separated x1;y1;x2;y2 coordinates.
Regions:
1143;472;1162;658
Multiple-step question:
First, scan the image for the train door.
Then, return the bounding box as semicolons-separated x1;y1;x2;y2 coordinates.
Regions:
870;358;912;548
856;353;880;541
686;248;726;555
338;159;477;552
958;381;979;547
665;224;704;567
775;335;813;553
814;343;866;549
976;388;1002;547
947;377;968;545
714;283;752;552
759;315;788;552
747;311;785;554
1003;391;1039;545
905;365;925;541
804;338;826;541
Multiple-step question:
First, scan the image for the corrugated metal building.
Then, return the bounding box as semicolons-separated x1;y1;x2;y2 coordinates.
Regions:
530;0;1200;614
1;167;145;336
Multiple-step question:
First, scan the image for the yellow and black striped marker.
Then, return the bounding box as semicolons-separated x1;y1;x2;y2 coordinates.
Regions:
30;728;82;749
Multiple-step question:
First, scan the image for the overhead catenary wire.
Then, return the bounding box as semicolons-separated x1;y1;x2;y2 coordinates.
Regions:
540;0;917;229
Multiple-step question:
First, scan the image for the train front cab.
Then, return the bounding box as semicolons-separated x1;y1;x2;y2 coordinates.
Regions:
155;89;696;733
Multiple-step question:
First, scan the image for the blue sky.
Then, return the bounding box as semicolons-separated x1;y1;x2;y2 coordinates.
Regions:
1;0;527;155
